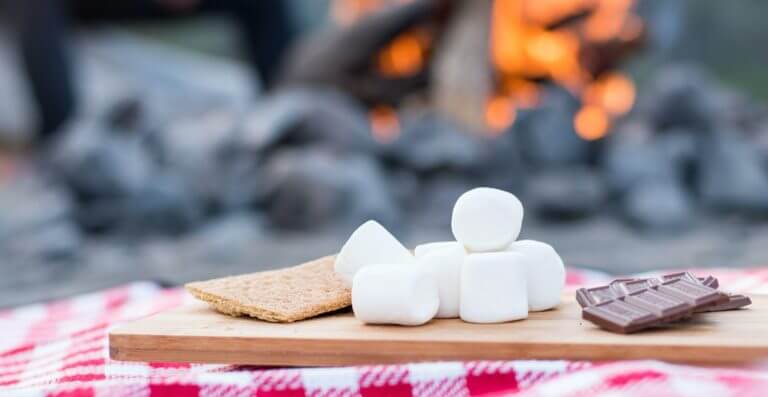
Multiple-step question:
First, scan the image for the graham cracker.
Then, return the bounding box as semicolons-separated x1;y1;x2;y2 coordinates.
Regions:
185;255;350;323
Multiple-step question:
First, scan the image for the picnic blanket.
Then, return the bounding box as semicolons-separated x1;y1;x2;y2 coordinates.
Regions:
2;268;768;397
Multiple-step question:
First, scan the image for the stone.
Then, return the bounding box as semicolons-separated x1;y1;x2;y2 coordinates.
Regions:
644;64;719;132
75;171;202;235
0;162;80;261
0;168;74;238
151;107;240;208
127;171;203;234
183;212;264;264
473;131;526;193
237;88;377;154
50;117;155;200
622;179;694;231
514;86;591;166
602;121;677;194
697;130;768;214
2;220;82;261
408;175;473;228
526;167;607;219
383;110;486;173
261;149;398;230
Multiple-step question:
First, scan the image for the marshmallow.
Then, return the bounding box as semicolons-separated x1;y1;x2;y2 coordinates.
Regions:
414;241;464;258
417;243;464;318
507;240;565;312
451;188;524;252
335;220;416;286
352;264;439;326
460;252;528;323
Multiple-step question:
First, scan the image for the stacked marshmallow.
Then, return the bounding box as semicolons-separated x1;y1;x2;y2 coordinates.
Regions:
334;187;565;326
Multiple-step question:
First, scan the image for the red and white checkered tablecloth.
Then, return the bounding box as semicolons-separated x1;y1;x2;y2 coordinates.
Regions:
2;268;768;397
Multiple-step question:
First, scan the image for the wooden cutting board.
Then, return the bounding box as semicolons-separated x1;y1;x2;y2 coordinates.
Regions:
109;294;767;366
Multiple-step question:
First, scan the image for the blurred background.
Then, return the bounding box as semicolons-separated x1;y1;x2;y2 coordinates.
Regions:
1;0;768;307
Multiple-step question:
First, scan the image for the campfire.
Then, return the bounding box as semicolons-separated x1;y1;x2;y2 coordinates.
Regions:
285;0;643;141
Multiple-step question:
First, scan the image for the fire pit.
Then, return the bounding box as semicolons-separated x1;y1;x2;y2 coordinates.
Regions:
2;0;768;307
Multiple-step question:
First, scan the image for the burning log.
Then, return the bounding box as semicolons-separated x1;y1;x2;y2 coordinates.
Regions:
430;0;494;131
282;0;645;136
279;0;444;105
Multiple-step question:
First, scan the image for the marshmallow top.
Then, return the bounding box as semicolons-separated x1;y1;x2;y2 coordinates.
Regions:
507;240;565;311
451;187;524;252
352;264;439;326
334;220;416;286
414;241;465;258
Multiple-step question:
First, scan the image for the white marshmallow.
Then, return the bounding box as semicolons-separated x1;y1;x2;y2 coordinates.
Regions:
451;187;524;252
414;241;464;258
460;252;528;323
507;240;565;312
334;220;416;286
417;243;464;318
352;264;439;326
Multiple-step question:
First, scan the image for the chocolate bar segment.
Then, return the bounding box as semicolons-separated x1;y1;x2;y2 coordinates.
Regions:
576;285;617;307
622;289;690;319
577;272;741;334
700;276;719;289
583;300;658;334
654;278;721;307
697;293;751;312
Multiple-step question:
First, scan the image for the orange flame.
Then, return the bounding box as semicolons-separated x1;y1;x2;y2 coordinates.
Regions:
574;105;608;140
377;31;426;77
490;0;638;136
485;95;517;133
334;0;639;139
369;105;401;143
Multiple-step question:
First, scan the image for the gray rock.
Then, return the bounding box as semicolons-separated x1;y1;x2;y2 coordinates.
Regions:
152;107;241;208
0;169;81;260
0;169;74;238
622;180;694;231
514;86;591;166
644;65;719;132
183;212;264;264
656;129;698;186
410;176;473;228
386;168;421;208
656;129;697;169
384;111;486;173
527;167;607;219
51;117;155;200
2;220;82;261
603;121;677;194
460;129;525;193
237;88;376;154
261;149;398;230
75;171;202;234
697;130;768;214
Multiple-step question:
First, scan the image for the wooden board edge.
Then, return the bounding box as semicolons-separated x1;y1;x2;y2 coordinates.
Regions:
109;332;768;367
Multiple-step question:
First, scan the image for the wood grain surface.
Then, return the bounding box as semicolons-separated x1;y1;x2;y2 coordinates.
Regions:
110;294;767;366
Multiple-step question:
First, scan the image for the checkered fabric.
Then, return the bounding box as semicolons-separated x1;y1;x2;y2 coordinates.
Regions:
1;268;767;397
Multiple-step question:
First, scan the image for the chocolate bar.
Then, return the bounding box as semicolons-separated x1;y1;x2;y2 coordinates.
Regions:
651;272;748;313
577;273;730;334
578;273;748;313
698;293;752;312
